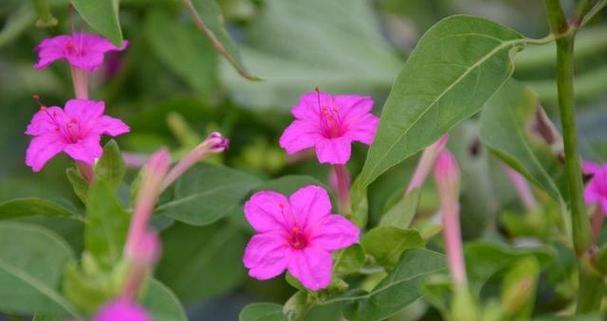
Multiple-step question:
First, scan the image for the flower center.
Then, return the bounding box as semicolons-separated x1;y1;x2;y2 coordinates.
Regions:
42;107;81;144
288;227;308;250
65;40;84;56
315;88;343;138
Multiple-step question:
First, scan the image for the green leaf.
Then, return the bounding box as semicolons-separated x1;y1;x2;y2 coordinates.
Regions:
32;314;62;321
85;179;130;269
255;175;325;195
354;15;524;192
362;227;424;268
0;222;80;317
322;248;446;321
222;0;402;109
143;280;189;321
156;163;261;226
378;188;421;230
464;241;553;293
156;222;246;303
66;168;89;204
0;197;81;221
480;80;564;201
95;140;126;192
239;303;287;321
283;291;308;321
71;0;123;46
184;0;257;80
334;244;365;275
145;9;217;96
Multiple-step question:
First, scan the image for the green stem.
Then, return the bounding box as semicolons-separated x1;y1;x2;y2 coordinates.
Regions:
544;0;603;313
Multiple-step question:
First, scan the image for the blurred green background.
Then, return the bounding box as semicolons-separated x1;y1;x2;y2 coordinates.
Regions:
0;0;606;320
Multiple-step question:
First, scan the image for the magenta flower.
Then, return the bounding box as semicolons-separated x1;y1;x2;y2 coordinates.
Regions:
243;185;359;290
25;99;129;172
279;90;379;164
584;161;607;213
35;32;128;72
92;299;151;321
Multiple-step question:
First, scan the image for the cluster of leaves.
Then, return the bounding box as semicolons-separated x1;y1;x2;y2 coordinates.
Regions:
0;0;606;321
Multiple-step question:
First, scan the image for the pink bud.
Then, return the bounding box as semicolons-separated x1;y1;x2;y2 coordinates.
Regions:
434;150;460;197
161;132;230;190
434;150;467;288
92;299;151;321
125;230;161;267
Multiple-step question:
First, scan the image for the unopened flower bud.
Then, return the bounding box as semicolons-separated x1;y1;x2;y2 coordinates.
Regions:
125;230;161;267
407;135;449;192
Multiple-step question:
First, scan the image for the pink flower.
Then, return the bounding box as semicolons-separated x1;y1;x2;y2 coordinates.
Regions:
584;161;607;213
279;90;379;164
35;32;128;72
243;185;359;290
25;99;129;172
92;299;151;321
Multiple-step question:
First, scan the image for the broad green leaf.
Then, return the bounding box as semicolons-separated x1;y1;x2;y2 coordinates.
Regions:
156;222;246;303
145;9;217;96
255;175;325;195
85;179;130;269
379;188;421;230
283;291;308;321
321;248;447;321
185;0;256;80
222;0;402;109
239;303;287;321
66;168;89;204
156;163;261;226
0;222;80;317
480;80;564;201
143;280;189;321
354;15;525;192
362;227;424;268
464;241;553;293
32;315;62;321
334;244;365;275
95;140;126;192
71;0;123;46
0;197;81;220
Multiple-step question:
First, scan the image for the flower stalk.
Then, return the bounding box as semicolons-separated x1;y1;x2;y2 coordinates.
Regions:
407;135;448;193
332;164;351;214
544;0;602;313
434;150;467;288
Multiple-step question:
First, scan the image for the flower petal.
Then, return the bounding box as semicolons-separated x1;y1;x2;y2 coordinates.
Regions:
25;107;68;135
243;233;289;280
315;136;352;164
279;120;320;155
345;113;379;145
289;185;332;229
245;191;292;232
98;116;130;136
583;161;602;175
292;91;332;121
311;214;359;251
34;35;72;70
64;135;103;164
335;95;374;120
25;134;66;172
287;246;332;290
64;99;105;122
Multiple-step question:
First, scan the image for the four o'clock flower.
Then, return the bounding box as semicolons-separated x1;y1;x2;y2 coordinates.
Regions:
584;161;607;214
279;89;378;165
243;185;359;290
35;32;128;72
92;299;151;321
25;99;129;172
